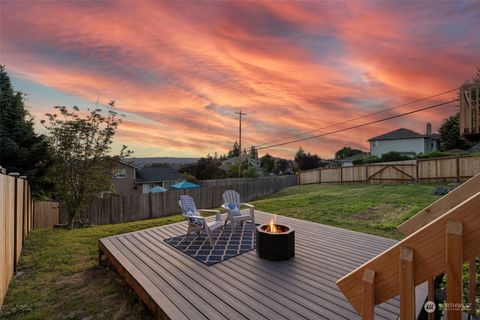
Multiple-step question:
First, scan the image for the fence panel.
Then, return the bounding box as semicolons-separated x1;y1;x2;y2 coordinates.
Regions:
321;168;342;183
33;201;59;229
299;170;319;184
0;174;33;309
459;156;480;180
342;166;366;183
73;176;296;226
299;156;480;186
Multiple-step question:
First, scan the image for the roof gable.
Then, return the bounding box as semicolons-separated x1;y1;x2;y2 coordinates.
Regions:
368;128;427;141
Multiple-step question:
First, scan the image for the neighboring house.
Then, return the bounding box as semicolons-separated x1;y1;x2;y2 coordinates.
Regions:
135;167;184;193
111;162;184;194
368;124;440;157
111;161;137;195
339;152;368;167
220;156;265;176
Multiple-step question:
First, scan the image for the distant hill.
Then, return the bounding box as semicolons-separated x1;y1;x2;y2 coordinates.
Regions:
125;157;198;168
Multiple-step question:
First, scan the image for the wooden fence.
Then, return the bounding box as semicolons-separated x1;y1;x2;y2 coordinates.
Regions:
67;175;298;226
299;155;480;185
33;202;59;229
0;173;34;309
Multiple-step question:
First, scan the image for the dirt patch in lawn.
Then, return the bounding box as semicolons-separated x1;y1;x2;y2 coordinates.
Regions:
348;204;396;221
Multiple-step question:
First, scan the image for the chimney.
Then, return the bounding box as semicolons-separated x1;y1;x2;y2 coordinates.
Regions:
426;123;432;136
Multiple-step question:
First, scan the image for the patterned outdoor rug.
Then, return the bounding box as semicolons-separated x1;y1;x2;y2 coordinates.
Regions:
164;223;258;266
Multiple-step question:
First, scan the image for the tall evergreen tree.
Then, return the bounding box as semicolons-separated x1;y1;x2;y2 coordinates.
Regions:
0;66;51;197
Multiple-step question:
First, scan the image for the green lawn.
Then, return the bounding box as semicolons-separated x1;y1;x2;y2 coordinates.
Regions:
0;216;184;320
0;183;447;319
253;183;445;239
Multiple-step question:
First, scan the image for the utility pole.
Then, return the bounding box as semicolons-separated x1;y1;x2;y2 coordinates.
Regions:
236;110;247;178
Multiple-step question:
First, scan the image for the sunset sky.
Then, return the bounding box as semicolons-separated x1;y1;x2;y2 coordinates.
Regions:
1;1;479;159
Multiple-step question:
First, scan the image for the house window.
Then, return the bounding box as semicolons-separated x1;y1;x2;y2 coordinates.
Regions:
114;169;126;178
373;141;379;147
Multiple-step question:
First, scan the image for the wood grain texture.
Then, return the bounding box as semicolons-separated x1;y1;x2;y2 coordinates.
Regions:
299;156;480;186
399;247;415;320
99;211;401;320
361;269;375;320
398;173;480;235
337;191;480;314
446;220;463;320
0;174;33;309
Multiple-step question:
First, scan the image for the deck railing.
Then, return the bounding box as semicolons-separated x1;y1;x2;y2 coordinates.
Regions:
337;190;480;320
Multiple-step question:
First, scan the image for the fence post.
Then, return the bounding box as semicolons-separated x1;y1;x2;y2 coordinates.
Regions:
415;159;419;183
365;165;368;184
456;156;460;182
148;192;153;219
318;168;321;185
20;176;27;240
8;173;19;272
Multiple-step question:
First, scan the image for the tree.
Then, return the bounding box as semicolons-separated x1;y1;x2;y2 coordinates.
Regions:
0;66;52;197
276;159;290;173
248;145;258;159
227;141;241;158
42;103;130;229
260;154;275;173
439;113;470;150
335;147;363;160
179;155;223;180
294;147;321;170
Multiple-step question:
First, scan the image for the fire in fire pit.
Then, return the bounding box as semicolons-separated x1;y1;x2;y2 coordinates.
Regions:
256;217;294;260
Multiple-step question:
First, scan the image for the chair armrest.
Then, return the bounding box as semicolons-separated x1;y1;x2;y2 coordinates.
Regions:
241;203;255;208
198;209;221;214
220;204;229;210
182;214;205;220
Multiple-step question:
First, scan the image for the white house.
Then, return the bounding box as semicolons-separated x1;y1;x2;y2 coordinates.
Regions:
368;124;440;157
339;152;368;167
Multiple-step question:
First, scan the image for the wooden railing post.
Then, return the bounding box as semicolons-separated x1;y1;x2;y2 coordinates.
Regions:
400;247;415;320
468;258;477;316
362;269;375;320
446;220;463;320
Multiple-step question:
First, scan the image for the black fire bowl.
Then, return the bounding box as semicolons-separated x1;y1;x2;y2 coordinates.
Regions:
256;224;295;261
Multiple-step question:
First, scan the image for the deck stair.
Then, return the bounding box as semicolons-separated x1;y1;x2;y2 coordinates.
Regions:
337;173;480;320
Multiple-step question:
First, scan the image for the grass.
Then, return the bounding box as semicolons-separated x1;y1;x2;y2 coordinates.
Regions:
252;183;446;239
0;183;459;319
0;215;184;320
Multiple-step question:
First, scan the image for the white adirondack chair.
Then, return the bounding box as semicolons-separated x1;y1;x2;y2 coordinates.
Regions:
221;190;255;233
178;195;223;246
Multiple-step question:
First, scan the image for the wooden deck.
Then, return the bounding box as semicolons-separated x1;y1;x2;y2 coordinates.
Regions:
99;211;404;320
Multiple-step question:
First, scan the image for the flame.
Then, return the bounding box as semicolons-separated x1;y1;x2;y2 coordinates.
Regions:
267;214;279;233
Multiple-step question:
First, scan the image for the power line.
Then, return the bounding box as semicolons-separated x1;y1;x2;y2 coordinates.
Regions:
256;98;459;151
255;88;458;149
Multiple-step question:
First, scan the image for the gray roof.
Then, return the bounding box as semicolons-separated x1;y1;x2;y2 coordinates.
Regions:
368;128;439;141
467;143;480;154
339;152;368;162
135;167;184;183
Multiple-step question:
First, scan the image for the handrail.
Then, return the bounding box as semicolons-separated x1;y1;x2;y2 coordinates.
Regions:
337;190;480;318
398;172;480;235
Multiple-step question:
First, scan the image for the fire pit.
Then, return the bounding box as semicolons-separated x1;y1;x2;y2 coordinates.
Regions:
256;220;295;261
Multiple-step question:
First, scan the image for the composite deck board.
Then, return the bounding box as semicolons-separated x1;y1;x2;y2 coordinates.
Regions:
99;211;403;320
159;224;399;319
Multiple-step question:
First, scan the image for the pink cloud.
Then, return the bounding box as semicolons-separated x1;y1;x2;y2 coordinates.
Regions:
1;1;478;159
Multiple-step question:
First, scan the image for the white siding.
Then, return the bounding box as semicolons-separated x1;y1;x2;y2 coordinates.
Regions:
370;138;426;157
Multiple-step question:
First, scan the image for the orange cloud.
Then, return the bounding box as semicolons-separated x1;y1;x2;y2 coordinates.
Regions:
1;1;478;159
